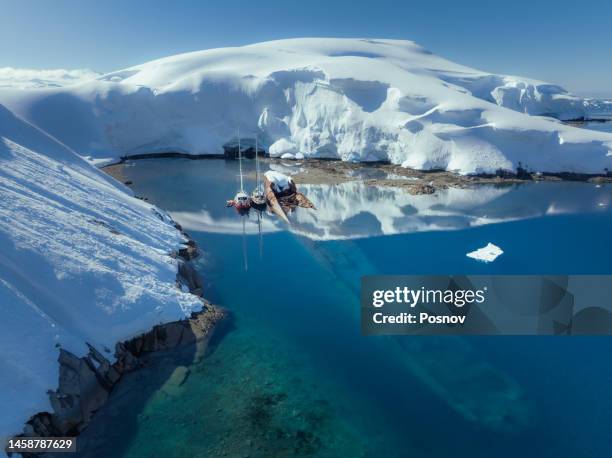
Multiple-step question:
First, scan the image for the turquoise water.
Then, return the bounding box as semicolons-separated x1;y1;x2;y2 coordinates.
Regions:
77;159;612;457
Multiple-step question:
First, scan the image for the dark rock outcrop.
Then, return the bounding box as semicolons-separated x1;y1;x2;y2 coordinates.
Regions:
177;260;204;296
20;303;223;445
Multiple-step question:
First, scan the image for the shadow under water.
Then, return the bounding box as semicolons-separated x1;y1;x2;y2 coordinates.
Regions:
62;343;201;457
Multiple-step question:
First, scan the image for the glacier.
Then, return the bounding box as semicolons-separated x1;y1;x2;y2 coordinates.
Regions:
0;38;610;174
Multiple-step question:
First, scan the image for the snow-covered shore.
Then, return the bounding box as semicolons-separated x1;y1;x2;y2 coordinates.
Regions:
0;104;206;443
0;38;611;174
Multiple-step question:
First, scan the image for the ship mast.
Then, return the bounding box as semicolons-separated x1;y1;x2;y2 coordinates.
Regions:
255;135;260;189
238;128;244;192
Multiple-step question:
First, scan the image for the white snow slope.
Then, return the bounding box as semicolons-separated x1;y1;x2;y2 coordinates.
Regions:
0;104;201;443
0;38;610;174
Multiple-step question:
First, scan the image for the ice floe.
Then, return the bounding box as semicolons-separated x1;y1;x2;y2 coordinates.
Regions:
466;243;504;263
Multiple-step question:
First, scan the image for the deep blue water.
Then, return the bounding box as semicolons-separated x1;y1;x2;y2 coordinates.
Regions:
77;159;612;457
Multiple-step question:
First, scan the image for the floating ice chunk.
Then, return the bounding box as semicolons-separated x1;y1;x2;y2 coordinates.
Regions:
264;170;293;191
466;243;504;263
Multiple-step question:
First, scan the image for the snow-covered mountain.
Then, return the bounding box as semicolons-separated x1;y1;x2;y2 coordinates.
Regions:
0;104;201;442
0;38;611;174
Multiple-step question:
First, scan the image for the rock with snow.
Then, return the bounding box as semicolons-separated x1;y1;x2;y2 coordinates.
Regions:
264;170;294;192
466;243;504;263
0;104;201;440
0;38;610;173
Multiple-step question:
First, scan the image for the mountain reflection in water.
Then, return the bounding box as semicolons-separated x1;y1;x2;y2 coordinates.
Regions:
172;179;609;240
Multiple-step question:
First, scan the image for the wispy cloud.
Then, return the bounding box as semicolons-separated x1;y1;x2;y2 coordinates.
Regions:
0;67;100;90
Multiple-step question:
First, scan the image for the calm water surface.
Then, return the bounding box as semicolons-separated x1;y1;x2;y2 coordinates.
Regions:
576;120;612;133
77;159;612;457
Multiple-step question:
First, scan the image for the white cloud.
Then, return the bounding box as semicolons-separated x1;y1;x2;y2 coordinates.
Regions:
0;67;100;89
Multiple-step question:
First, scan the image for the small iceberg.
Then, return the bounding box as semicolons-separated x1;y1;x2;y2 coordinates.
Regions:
466;243;504;263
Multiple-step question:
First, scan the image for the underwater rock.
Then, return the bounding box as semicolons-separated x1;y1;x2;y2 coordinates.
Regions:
160;366;190;397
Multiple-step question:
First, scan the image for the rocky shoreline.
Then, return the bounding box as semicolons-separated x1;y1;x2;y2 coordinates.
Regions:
289;159;612;195
13;193;225;457
103;154;612;200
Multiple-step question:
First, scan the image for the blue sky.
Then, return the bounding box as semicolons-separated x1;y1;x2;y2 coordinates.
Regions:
1;0;611;96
